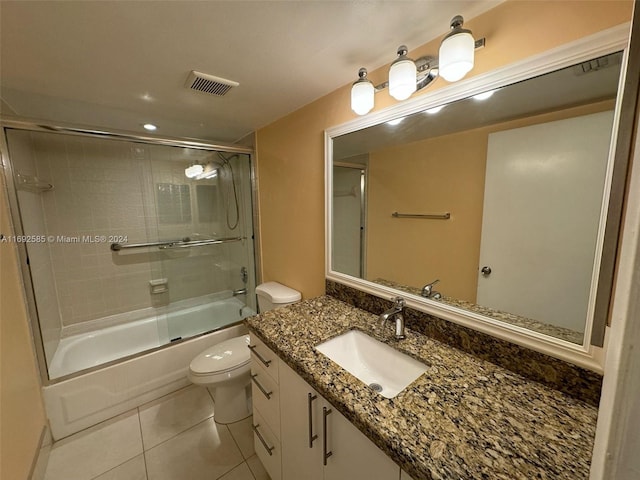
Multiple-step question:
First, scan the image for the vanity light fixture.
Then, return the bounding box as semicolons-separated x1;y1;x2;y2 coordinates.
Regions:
350;15;485;115
439;15;476;82
185;164;204;178
351;68;376;115
389;46;418;101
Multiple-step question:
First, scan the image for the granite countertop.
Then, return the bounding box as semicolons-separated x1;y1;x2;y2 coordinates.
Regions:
373;278;584;344
246;296;598;480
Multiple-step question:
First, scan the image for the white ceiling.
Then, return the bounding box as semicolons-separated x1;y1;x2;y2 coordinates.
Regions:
0;0;502;143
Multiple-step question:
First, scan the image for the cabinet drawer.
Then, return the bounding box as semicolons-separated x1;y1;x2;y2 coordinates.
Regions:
253;408;282;480
251;360;280;438
248;334;279;383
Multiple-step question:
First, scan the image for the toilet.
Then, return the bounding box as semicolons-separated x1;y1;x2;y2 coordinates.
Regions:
256;281;302;312
188;281;301;424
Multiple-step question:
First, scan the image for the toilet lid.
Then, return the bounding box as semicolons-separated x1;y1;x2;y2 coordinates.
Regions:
189;335;251;376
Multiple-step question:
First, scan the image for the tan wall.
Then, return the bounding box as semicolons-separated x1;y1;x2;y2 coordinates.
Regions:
366;100;616;302
1;175;47;480
256;0;632;299
366;129;487;301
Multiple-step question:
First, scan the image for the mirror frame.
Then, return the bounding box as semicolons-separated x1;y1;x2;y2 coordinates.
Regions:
325;24;631;372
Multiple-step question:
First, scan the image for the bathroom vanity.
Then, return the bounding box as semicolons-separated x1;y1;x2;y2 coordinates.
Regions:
247;296;598;480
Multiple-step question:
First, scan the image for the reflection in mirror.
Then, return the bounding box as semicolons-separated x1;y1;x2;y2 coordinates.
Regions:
331;51;623;345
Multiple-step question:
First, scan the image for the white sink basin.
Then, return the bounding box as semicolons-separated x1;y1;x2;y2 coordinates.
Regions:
315;330;427;398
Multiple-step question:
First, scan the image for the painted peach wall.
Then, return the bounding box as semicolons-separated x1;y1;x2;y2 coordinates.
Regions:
256;0;633;299
0;175;47;480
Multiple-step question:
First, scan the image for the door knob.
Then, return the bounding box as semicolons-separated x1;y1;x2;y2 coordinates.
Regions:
481;266;492;276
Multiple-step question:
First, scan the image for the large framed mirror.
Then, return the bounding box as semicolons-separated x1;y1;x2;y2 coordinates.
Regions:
325;26;631;370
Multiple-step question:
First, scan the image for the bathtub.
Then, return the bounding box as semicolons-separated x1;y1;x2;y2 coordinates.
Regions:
43;296;255;440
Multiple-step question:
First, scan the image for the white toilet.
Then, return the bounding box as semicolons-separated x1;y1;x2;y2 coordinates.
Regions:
256;281;302;312
188;281;301;424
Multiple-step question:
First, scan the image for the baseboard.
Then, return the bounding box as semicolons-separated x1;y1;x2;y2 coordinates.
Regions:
29;424;52;480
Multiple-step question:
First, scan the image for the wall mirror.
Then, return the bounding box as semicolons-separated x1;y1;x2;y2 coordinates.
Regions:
325;27;630;370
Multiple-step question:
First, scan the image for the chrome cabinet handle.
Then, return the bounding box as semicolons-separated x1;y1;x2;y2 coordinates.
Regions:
251;374;273;399
481;266;492;276
323;407;333;465
308;393;318;448
252;423;274;456
248;344;272;367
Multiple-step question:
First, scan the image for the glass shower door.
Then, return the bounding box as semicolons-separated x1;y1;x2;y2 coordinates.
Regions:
143;146;257;344
3;126;256;380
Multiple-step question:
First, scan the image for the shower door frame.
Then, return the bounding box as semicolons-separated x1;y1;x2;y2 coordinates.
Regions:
0;117;261;386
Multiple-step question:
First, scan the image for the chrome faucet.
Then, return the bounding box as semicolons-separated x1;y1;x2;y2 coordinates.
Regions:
232;288;247;296
379;297;406;340
421;279;441;300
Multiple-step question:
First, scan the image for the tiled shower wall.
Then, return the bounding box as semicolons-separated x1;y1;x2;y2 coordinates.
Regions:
9;130;253;335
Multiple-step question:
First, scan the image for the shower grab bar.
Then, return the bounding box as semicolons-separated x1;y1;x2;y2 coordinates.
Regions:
110;236;244;252
392;211;450;220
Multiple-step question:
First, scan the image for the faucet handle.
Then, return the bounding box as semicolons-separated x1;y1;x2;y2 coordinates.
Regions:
421;279;440;297
392;296;405;309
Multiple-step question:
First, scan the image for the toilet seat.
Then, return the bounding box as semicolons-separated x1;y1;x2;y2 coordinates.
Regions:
188;334;251;384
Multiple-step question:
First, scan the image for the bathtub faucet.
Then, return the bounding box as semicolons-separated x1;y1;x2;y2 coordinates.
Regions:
232;288;247;297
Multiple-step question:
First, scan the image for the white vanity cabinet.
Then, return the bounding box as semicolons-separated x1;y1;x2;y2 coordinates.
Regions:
279;360;400;480
249;335;282;480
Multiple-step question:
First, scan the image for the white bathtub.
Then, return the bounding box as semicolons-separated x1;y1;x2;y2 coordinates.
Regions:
43;297;255;440
49;297;254;379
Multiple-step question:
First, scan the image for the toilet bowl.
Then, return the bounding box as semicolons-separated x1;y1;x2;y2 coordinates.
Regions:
188;334;251;424
188;282;301;424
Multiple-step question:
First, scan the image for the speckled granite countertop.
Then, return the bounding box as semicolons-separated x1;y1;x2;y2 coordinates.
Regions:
246;296;598;480
373;278;584;344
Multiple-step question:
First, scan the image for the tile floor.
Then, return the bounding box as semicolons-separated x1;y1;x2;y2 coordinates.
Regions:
44;385;270;480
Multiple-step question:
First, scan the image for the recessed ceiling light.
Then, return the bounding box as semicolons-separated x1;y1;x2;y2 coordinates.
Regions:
472;90;495;101
143;123;157;131
426;106;444;114
386;118;404;126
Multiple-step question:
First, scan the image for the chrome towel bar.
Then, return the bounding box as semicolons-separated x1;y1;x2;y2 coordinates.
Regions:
391;212;450;220
110;236;244;252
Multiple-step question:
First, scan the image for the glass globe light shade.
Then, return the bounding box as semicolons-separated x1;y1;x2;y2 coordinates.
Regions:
439;31;475;82
185;164;204;178
351;80;375;115
389;58;417;101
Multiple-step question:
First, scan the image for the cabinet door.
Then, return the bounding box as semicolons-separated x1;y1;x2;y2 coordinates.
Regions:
323;406;400;480
279;360;323;480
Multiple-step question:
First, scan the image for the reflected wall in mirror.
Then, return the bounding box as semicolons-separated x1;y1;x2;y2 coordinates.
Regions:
331;51;624;346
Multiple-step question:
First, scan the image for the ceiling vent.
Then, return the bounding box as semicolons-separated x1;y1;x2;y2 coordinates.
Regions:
185;71;239;96
573;54;620;76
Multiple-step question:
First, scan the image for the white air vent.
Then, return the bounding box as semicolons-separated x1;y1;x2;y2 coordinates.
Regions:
573;54;620;76
185;71;239;96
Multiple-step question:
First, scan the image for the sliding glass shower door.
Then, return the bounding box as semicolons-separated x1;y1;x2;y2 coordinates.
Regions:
3;127;257;380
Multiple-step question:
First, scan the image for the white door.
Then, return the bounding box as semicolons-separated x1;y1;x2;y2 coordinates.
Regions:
477;111;614;334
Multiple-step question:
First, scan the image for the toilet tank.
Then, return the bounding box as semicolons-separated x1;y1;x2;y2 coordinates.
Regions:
256;282;301;312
